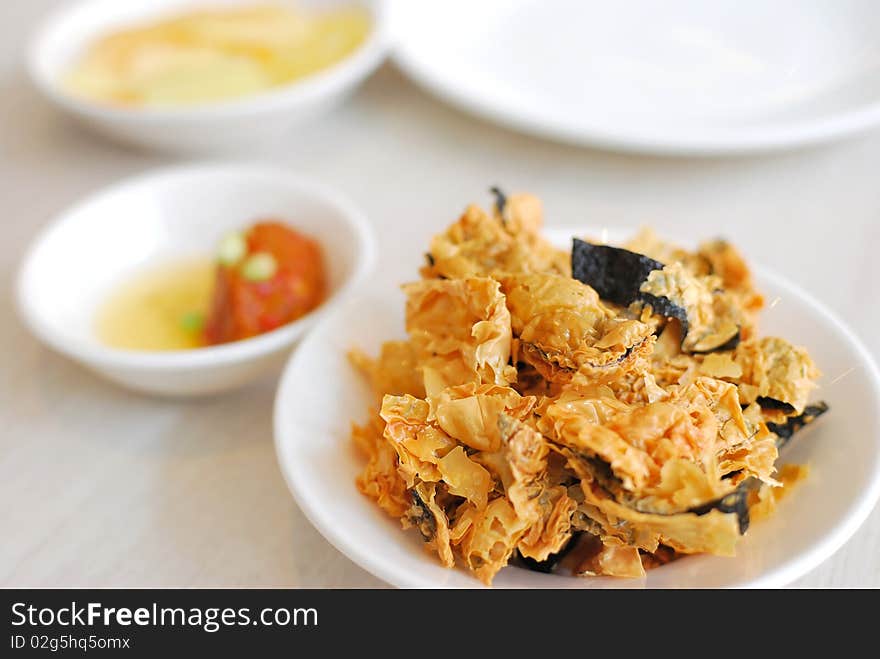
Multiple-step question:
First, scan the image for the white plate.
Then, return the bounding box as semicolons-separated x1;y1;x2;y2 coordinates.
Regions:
392;0;880;155
17;162;376;397
275;227;880;587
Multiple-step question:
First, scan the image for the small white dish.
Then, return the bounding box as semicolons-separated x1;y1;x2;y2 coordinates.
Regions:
16;162;376;397
274;227;880;588
27;0;389;153
393;0;880;155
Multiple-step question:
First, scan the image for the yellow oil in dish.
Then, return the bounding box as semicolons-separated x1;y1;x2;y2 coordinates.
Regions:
64;4;371;107
96;258;214;351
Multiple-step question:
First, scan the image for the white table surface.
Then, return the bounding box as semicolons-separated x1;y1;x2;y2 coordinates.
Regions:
2;0;878;588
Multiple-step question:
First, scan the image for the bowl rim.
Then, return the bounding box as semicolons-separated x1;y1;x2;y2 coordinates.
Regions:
26;0;391;122
273;231;880;588
15;161;378;372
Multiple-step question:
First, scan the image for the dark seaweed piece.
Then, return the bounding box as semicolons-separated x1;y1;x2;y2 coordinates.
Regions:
690;479;758;535
572;449;754;531
515;534;580;574
424;252;435;267
636;293;742;353
757;397;796;414
583;450;753;527
405;491;436;541
692;331;741;353
490;186;507;216
571;239;742;353
637;292;690;337
767;401;829;449
571;239;664;306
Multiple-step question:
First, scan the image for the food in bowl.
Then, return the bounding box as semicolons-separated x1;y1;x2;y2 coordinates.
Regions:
63;3;371;108
348;191;828;585
96;257;214;351
96;219;325;350
205;221;325;344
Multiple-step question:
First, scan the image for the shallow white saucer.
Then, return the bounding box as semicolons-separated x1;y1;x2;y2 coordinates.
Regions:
393;0;880;155
274;227;880;587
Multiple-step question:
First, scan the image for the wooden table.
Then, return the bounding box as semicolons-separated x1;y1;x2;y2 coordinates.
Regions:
2;0;878;587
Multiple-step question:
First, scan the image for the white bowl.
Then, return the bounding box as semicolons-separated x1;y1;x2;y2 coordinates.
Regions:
27;0;389;153
274;227;880;588
16;162;376;397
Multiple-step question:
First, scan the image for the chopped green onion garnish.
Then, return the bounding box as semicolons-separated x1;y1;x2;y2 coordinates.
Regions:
241;252;277;282
180;311;204;333
217;231;247;266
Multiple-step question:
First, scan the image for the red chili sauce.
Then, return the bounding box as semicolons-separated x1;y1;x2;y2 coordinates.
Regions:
204;221;325;344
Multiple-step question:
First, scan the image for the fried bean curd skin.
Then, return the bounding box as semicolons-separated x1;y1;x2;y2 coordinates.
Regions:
501;273;656;384
350;196;828;584
748;463;810;523
421;194;569;280
427;382;536;453
572;240;744;353
625;228;764;333
352;412;410;518
697;239;764;328
404;277;517;396
349;340;425;401
561;447;742;557
571;535;646;578
732;336;821;414
536;378;765;514
379;384;535;500
493;415;577;562
638;263;741;353
377;386;560;584
446;415;577;583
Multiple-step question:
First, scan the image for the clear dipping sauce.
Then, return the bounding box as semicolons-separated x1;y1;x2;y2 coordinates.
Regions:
95;258;213;351
94;220;326;351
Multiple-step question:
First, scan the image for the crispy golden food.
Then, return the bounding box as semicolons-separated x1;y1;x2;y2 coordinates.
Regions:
624;228;764;336
421;193;569;280
403;277;516;396
350;192;827;585
501;273;655;384
349;340;425;401
638;263;742;353
731;337;820;414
